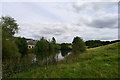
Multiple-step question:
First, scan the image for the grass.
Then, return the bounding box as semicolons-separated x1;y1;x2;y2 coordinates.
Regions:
11;42;119;78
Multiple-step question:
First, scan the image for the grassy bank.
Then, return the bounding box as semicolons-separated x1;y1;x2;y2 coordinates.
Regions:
11;42;119;78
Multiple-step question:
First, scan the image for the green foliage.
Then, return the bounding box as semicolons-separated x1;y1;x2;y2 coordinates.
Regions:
1;16;20;59
2;38;20;59
49;42;55;51
49;37;60;51
85;40;102;48
1;16;19;39
52;37;56;44
72;36;86;53
61;50;70;56
85;40;120;48
54;44;61;50
15;37;28;56
35;37;60;53
35;37;49;52
61;43;72;50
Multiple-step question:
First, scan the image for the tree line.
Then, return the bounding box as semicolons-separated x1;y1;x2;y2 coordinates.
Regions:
85;40;120;48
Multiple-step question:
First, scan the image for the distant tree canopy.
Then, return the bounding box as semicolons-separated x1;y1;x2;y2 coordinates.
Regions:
72;37;86;53
85;40;120;48
1;16;20;59
15;37;28;56
85;40;102;48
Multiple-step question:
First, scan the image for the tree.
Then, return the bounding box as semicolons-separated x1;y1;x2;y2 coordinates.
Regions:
54;43;61;50
72;36;86;53
1;16;20;59
15;37;28;56
2;37;20;59
61;43;71;50
35;37;49;52
1;16;19;39
52;37;56;44
61;50;69;56
49;42;55;52
85;40;103;48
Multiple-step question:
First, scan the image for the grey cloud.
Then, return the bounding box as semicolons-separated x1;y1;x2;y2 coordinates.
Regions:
32;34;42;40
85;15;117;28
72;2;117;13
40;28;64;35
72;4;87;13
92;2;117;11
98;36;118;40
40;25;68;36
71;2;118;29
63;36;70;39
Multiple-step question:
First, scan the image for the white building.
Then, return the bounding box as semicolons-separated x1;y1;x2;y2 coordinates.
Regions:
27;39;37;49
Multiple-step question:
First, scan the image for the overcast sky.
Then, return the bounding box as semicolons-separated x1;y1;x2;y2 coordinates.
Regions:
0;0;118;43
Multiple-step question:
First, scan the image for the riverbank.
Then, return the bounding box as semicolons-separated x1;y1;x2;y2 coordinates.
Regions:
11;42;119;78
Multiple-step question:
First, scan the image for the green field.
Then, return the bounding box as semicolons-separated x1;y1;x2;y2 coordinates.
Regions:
12;42;119;78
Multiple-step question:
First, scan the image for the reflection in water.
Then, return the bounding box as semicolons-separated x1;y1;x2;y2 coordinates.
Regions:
25;50;71;63
61;50;70;56
35;51;57;65
32;56;37;63
55;50;71;61
55;52;64;61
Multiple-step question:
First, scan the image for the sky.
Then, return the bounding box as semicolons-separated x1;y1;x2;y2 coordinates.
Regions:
0;0;119;43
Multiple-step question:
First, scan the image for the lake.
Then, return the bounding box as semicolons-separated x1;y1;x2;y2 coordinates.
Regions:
21;50;71;64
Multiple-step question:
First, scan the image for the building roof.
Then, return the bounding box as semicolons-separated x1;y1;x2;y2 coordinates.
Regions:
27;39;37;45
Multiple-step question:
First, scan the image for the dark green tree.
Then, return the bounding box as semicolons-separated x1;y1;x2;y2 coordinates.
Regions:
2;38;20;59
1;16;19;39
85;40;103;48
61;50;69;56
35;37;49;52
49;42;55;52
72;36;86;53
54;43;61;50
15;37;28;56
61;43;71;50
51;37;60;50
52;37;56;44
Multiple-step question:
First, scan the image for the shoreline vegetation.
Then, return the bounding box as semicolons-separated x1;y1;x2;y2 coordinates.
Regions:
1;16;120;78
